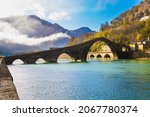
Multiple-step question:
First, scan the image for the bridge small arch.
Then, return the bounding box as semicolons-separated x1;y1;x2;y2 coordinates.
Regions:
12;59;24;65
57;53;73;63
36;58;46;64
97;54;102;59
104;54;111;59
90;54;95;59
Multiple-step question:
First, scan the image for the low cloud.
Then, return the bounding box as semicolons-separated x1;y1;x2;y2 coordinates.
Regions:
0;20;70;55
0;0;81;20
48;11;71;21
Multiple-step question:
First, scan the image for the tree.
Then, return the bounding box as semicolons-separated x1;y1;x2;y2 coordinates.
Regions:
100;21;110;31
141;17;150;40
144;9;150;16
128;14;134;23
94;32;106;38
144;0;150;2
136;33;141;41
123;18;128;25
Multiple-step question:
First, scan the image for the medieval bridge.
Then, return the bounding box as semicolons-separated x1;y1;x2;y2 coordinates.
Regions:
4;37;131;65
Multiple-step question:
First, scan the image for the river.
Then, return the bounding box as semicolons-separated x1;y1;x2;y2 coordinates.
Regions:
8;60;150;100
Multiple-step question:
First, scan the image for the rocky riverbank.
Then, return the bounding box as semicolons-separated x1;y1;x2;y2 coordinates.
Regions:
0;57;19;100
130;51;150;59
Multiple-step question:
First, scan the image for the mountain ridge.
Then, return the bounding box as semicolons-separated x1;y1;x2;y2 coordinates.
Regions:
0;15;94;38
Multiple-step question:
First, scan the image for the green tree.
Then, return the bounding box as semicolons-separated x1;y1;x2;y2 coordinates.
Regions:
100;21;110;31
141;17;150;40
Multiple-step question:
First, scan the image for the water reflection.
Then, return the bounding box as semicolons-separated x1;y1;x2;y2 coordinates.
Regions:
8;60;150;100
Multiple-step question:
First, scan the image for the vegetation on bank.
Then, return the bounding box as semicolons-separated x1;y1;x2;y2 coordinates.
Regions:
67;0;150;52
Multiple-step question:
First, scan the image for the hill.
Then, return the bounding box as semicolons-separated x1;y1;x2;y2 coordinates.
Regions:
67;0;150;52
111;0;150;27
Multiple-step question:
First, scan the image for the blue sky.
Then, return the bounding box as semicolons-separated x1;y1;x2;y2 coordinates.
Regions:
0;0;142;31
56;0;142;31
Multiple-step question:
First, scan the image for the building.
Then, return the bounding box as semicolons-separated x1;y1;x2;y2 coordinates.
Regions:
129;39;150;51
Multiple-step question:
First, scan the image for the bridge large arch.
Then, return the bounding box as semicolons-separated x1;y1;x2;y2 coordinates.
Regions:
85;38;119;60
73;37;123;62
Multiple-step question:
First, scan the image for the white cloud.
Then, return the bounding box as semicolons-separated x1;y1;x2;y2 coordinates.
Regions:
0;0;34;17
0;31;69;46
48;11;71;21
0;0;83;20
26;3;46;18
0;32;69;54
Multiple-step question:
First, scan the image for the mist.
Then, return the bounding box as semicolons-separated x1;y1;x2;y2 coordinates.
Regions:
0;20;70;55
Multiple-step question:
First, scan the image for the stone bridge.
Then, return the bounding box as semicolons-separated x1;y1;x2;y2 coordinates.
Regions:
4;37;131;65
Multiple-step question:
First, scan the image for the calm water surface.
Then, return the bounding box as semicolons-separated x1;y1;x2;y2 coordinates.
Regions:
8;60;150;100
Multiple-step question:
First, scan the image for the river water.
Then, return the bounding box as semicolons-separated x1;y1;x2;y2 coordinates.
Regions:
8;60;150;100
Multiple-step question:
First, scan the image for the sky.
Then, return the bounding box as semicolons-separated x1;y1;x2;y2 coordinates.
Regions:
0;0;142;31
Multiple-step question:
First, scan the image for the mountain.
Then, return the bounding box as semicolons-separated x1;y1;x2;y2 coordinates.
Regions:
0;15;93;38
0;15;94;56
102;0;150;43
70;27;93;37
111;0;150;27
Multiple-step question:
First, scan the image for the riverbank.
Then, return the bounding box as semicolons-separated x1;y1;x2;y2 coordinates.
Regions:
130;51;150;59
0;57;19;100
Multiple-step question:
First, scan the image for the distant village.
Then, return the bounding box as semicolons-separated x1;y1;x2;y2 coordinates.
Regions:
129;38;150;52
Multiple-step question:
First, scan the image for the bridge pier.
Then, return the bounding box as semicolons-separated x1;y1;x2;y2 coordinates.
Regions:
81;58;87;62
44;58;57;63
80;53;88;62
46;60;57;63
4;60;13;65
24;59;36;64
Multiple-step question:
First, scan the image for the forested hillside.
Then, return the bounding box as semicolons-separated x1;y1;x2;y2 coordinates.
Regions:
67;0;150;52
